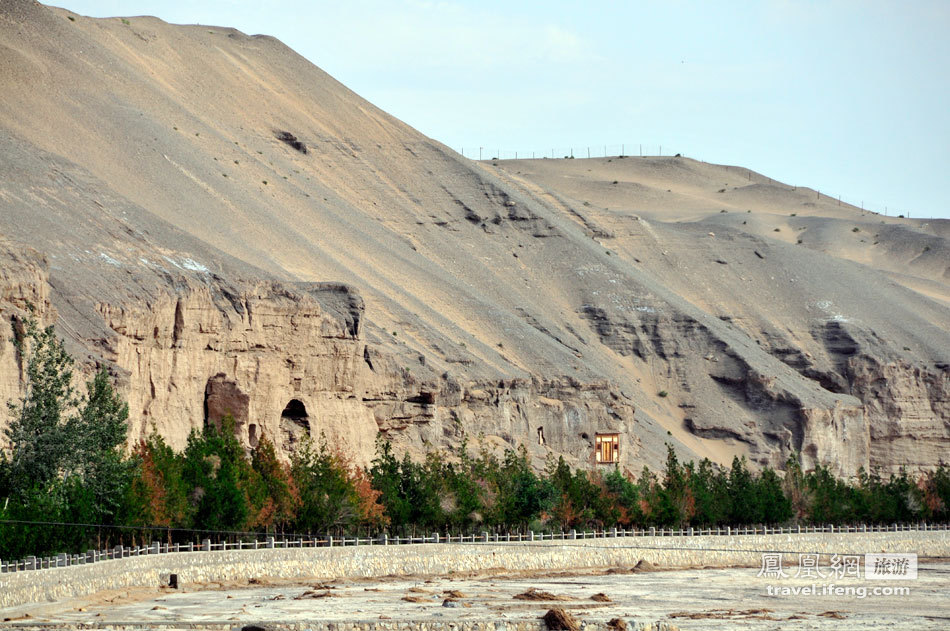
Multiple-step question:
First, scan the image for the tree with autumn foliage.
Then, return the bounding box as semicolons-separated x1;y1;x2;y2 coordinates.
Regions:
124;434;188;542
547;455;609;529
919;464;949;521
602;468;644;527
249;435;300;533
291;438;386;533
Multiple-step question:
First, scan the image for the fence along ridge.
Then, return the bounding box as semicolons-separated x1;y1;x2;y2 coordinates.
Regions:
1;522;947;573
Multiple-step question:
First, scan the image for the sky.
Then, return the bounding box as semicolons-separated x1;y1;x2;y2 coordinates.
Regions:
55;1;950;219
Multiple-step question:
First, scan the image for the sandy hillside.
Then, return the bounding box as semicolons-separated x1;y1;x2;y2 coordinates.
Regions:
0;0;947;473
492;156;949;306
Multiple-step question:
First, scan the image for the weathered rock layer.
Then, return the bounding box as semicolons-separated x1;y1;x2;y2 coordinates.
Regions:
0;1;947;474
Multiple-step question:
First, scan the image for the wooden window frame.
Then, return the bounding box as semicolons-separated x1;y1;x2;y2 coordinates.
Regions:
595;432;620;464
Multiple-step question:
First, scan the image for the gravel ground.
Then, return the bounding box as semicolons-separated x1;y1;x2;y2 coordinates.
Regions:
3;562;948;630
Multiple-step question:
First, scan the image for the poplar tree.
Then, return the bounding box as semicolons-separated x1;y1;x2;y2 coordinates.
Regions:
5;316;76;493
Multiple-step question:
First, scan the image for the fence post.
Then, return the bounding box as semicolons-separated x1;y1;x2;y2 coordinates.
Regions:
649;527;656;537
482;531;489;543
569;529;577;540
529;530;535;542
266;537;275;549
202;539;211;552
86;550;96;564
25;556;36;570
432;532;440;544
57;553;67;567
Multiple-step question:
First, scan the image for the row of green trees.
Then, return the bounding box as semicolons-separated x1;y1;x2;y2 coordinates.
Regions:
1;319;949;561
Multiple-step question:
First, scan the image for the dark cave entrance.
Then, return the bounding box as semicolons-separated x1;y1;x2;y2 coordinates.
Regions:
279;399;311;451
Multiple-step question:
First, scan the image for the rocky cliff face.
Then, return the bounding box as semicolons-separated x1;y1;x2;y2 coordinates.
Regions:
0;1;946;476
852;358;950;472
93;280;375;458
0;244;636;469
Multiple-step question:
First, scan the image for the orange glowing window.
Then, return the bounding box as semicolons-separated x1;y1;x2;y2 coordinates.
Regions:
595;433;619;464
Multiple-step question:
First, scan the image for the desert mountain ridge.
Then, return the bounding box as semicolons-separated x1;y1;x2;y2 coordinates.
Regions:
0;0;947;476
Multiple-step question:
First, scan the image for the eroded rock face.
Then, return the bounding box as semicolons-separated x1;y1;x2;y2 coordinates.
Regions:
365;374;638;469
93;279;378;460
0;248;637;469
0;233;945;476
851;357;950;473
0;246;57;451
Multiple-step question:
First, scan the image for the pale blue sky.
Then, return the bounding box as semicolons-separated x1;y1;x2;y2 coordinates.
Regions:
55;1;950;218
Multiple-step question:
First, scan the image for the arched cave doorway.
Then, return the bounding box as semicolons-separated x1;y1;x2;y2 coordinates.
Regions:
281;399;308;420
279;398;311;451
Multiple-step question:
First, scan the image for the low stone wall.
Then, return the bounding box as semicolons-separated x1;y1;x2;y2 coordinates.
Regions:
2;531;947;609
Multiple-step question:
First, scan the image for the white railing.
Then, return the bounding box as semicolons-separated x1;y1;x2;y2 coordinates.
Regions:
1;522;947;574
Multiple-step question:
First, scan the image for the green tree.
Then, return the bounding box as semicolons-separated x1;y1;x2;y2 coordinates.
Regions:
496;448;554;528
441;442;488;529
756;467;792;524
727;456;758;524
181;416;254;533
603;467;645;526
67;368;131;531
805;464;862;524
292;439;361;533
368;439;409;530
659;445;693;527
688;458;726;526
5;316;77;493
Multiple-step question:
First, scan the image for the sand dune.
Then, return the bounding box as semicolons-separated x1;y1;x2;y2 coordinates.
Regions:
0;1;946;472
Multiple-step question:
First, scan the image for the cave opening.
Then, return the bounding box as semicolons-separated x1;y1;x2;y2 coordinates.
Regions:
279;399;311;451
281;399;308;420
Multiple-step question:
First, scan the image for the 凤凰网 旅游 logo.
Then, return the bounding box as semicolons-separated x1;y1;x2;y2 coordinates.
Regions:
865;553;917;580
757;552;917;581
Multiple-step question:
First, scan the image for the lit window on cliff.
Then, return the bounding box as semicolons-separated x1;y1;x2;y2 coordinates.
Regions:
595;433;619;464
281;399;308;420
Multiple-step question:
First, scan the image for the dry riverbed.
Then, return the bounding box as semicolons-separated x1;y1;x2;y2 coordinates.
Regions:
2;561;949;630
